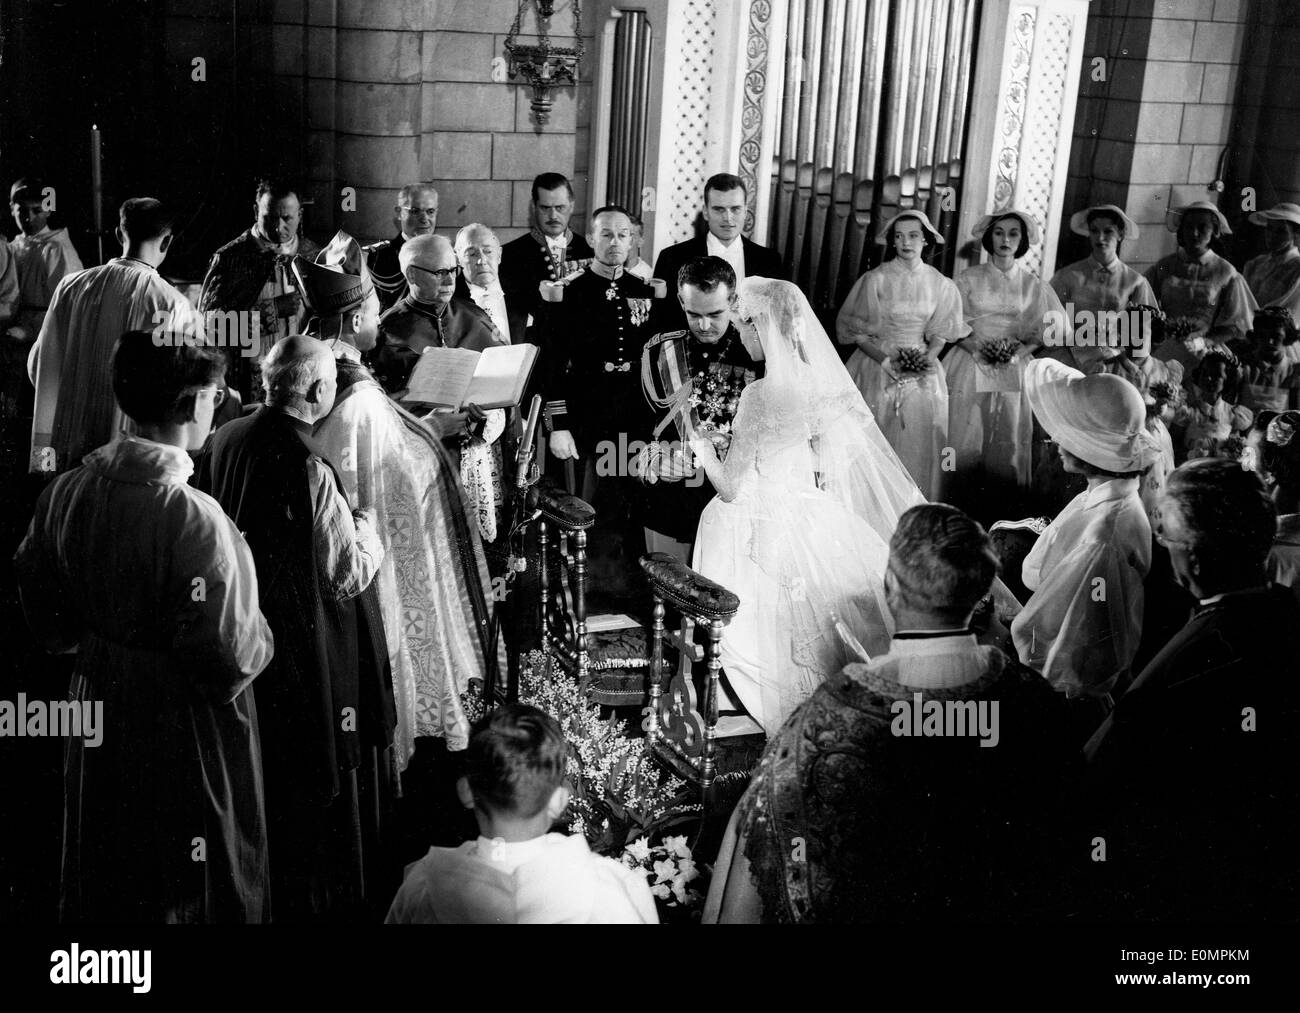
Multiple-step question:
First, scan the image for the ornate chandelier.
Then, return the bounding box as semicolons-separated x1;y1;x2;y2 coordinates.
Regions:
504;0;585;127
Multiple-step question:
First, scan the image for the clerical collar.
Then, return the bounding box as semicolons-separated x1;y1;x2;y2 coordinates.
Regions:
408;295;451;319
251;227;299;256
327;339;363;363
893;628;973;640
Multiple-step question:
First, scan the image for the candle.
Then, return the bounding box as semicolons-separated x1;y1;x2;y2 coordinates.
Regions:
90;124;103;234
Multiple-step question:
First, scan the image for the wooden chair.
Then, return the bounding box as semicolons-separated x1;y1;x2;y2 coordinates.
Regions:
531;482;741;805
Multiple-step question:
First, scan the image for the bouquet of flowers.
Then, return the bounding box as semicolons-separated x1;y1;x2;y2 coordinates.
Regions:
977;337;1020;365
888;345;935;417
620;834;707;922
974;336;1023;393
1148;379;1182;412
1159;314;1204;347
891;345;933;377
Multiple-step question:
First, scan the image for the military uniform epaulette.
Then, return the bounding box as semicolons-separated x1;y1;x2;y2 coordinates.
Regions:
645;329;689;348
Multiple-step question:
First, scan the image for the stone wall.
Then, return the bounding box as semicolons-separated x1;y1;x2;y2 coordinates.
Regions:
264;0;595;245
1060;0;1248;273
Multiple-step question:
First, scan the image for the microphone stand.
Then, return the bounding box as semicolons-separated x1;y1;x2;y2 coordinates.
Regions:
484;395;543;712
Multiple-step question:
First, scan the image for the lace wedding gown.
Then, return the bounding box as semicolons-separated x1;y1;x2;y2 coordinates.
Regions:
691;279;925;733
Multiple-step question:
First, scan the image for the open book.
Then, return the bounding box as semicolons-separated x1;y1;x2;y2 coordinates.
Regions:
403;343;538;410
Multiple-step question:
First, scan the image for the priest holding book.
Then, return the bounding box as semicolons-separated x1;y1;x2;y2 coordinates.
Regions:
372;234;505;396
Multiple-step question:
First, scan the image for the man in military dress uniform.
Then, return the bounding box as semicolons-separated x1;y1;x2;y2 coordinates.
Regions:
363;183;439;312
540;205;659;586
638;256;762;563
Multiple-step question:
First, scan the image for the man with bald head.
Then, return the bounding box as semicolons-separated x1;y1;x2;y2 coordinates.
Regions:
365;183;440;311
299;233;505;772
371;233;503;397
536;205;659;579
202;333;398;921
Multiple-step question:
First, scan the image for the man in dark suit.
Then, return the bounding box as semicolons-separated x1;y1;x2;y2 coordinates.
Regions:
499;172;593;322
455;222;529;345
1084;458;1300;922
650;172;787;334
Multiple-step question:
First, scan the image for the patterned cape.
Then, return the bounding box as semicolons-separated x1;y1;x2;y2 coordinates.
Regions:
316;358;504;763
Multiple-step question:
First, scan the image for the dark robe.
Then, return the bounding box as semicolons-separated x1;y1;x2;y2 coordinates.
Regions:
364;233;409;312
201;406;397;921
1084;585;1300;922
370;294;503;397
198;229;321;402
638;324;762;541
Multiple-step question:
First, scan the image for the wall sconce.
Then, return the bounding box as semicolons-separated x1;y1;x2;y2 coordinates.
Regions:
504;0;585;127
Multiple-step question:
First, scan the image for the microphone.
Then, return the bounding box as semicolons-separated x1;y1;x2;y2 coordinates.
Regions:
516;394;542;488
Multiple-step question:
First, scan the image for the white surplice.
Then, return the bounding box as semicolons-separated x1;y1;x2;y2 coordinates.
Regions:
384;833;658;924
27;257;201;474
8;226;83;337
14;437;274;921
1011;476;1151;698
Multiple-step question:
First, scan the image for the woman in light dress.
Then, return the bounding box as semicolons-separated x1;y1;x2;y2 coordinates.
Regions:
689;278;925;734
836;211;968;499
945;210;1064;515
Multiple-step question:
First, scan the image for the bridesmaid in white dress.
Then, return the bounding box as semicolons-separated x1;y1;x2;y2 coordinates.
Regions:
946;210;1065;511
836;210;968;498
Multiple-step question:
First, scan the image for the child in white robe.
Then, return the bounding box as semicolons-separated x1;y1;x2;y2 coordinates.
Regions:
385;704;658;924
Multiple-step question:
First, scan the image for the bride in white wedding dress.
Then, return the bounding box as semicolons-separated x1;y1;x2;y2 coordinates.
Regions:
689;278;927;733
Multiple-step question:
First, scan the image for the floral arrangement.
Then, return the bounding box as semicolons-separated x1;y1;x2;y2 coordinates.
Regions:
891;345;933;377
620;834;706;921
462;651;701;855
976;337;1020;366
1148;380;1182;411
1162;315;1203;343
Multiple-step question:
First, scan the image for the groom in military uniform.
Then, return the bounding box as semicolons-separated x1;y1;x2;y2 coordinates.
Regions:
637;256;763;563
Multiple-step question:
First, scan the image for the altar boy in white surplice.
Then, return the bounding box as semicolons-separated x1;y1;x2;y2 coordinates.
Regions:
385;705;658;924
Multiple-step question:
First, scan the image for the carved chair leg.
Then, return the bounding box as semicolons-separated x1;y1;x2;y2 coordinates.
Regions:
647;595;665;739
537;519;550;655
701;618;724;806
574;528;588;682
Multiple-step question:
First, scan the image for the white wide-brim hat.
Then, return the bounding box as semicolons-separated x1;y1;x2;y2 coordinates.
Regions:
972;209;1042;246
1167;200;1232;235
1024;358;1163;473
875;209;945;245
1248;202;1300;227
1069;204;1140;240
